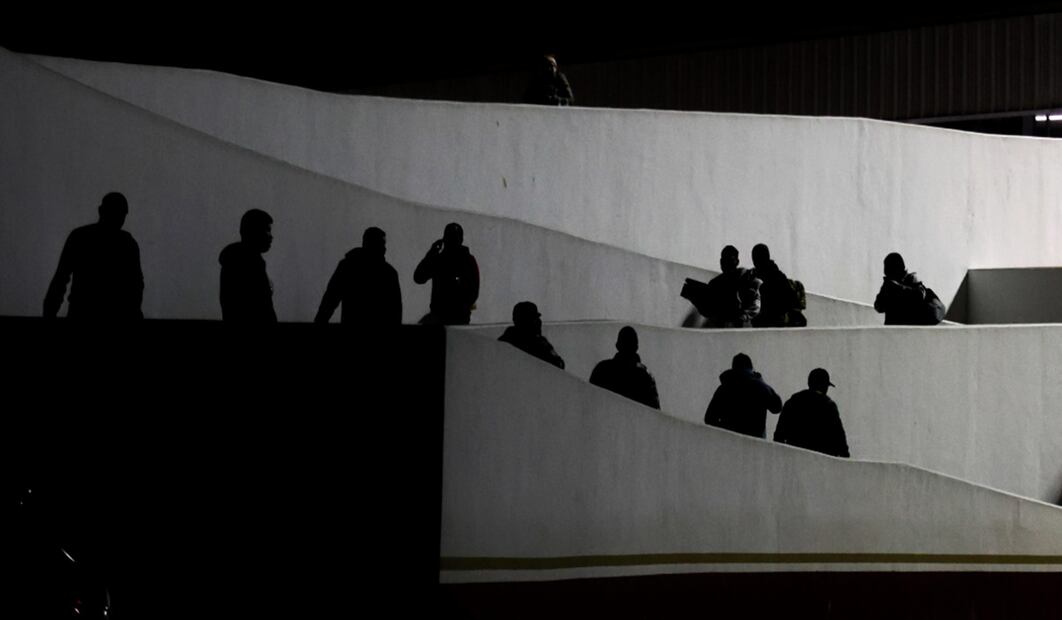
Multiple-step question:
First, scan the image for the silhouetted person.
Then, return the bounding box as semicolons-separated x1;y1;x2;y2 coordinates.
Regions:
43;192;144;320
589;326;660;409
704;353;781;438
414;223;480;325
774;368;850;458
700;246;761;327
524;54;574;106
498;301;565;369
219;209;277;323
873;252;942;325
315;227;401;325
750;243;804;327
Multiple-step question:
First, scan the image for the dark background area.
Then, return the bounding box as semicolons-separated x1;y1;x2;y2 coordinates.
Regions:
3;3;1061;92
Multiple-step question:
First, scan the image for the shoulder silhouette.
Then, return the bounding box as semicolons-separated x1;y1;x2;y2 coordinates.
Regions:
498;301;565;369
873;252;944;325
750;243;805;327
315;227;401;325
684;245;761;328
704;353;782;438
589;326;660;409
414;222;480;325
43;192;144;320
774;368;850;458
220;209;277;323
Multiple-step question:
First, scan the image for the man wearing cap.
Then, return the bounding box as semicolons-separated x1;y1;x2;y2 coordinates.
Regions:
774;368;850;458
704;353;781;438
44;191;144;320
498;301;565;369
589;326;660;409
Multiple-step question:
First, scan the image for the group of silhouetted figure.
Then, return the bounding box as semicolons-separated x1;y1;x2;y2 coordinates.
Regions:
493;308;847;458
43;194;481;327
45;192;952;460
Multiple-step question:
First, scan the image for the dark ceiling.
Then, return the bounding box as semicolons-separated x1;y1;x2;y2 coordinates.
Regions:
4;2;1062;92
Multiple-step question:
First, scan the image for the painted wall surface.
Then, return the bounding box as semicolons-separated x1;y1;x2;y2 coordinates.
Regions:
442;329;1062;582
31;53;1062;310
967;268;1062;324
0;48;878;327
469;322;1062;503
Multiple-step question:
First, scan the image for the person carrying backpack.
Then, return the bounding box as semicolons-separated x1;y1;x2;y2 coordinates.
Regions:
873;252;945;325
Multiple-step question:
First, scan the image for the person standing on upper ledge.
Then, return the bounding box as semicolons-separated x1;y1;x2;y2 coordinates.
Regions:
523;54;574;106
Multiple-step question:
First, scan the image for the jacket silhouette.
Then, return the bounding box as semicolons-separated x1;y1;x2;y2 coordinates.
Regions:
774;389;850;458
774;368;849;458
414;223;479;325
589;326;660;409
704;354;782;438
315;228;401;325
220;209;276;323
43;192;143;320
873;253;928;325
498;301;565;369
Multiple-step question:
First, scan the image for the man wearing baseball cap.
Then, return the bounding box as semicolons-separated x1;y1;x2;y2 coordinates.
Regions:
773;368;850;458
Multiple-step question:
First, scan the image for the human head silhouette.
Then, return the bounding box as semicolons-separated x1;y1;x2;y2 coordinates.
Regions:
240;209;273;254
732;352;753;371
751;243;771;271
443;222;464;250
720;245;740;273
512;301;542;334
808;368;835;393
98;192;128;230
363;227;386;258
541;54;559;76
616;325;639;354
884;252;906;280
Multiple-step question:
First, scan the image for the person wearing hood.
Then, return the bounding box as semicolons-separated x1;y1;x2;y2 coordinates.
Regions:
750;243;802;327
498;301;565;369
703;245;761;328
873;252;927;325
219;208;277;323
414;222;480;325
704;353;782;438
774;368;850;458
589;326;660;409
314;227;402;325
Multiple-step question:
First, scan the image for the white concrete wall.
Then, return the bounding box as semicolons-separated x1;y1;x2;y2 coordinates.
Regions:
31;52;1062;311
469;321;1062;504
0;48;877;326
442;329;1062;582
967;268;1062;324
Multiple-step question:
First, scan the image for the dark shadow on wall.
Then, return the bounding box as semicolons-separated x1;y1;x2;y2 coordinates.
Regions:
944;272;970;324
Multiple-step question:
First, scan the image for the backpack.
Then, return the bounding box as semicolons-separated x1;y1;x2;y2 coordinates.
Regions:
785;279;808;327
921;288;946;325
